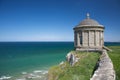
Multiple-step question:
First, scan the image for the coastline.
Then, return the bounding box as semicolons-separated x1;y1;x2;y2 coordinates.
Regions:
0;42;120;80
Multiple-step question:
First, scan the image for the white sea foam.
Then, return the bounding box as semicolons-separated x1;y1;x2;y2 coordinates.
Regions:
33;70;42;73
25;73;42;79
0;76;12;80
42;71;48;74
21;72;27;75
0;69;48;80
16;78;26;80
33;70;48;75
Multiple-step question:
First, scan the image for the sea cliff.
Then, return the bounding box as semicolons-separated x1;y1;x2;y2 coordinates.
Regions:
48;51;100;80
48;49;116;80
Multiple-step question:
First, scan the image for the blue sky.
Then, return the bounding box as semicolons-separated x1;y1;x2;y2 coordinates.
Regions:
0;0;120;42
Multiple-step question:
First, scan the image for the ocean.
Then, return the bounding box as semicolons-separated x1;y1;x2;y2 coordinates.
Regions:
0;42;119;80
0;42;74;80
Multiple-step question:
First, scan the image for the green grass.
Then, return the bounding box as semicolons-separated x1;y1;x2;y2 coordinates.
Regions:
107;46;120;80
48;51;100;80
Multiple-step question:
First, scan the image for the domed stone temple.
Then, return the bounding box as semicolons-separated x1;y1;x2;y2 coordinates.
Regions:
73;13;104;51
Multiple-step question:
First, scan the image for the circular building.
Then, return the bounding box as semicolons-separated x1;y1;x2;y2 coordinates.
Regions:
73;13;104;51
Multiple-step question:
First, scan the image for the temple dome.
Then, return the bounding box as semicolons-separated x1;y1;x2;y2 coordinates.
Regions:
76;13;103;27
79;18;100;26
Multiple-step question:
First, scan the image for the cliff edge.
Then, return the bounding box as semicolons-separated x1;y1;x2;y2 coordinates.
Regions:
48;51;100;80
48;50;115;80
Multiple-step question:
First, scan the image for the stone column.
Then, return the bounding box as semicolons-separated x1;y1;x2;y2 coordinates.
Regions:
74;31;76;47
94;30;96;46
77;32;80;47
96;30;100;46
88;31;90;46
88;30;91;46
100;31;102;46
82;31;84;46
102;31;104;46
99;31;101;46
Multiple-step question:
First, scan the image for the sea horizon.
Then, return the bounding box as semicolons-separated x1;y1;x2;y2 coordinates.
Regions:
0;41;120;42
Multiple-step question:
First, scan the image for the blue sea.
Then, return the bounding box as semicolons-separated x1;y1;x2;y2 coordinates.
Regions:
0;42;119;80
0;42;74;80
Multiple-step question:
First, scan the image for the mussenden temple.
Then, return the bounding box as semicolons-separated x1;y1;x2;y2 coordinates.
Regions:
73;13;110;51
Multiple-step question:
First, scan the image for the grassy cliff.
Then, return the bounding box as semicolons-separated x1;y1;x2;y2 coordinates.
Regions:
108;46;120;80
48;51;100;80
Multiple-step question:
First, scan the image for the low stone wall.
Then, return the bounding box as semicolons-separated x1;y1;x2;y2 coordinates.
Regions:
90;50;115;80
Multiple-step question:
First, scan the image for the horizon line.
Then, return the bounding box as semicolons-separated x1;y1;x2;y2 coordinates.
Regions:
0;41;74;42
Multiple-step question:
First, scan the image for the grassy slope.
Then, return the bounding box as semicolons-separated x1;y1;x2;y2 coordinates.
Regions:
48;51;100;80
107;46;120;80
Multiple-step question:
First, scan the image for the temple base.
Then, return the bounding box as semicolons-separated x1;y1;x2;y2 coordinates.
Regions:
75;46;112;52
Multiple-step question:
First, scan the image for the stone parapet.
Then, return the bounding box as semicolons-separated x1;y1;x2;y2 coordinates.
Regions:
90;50;115;80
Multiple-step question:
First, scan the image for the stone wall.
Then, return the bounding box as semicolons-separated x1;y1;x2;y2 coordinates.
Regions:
74;28;104;51
90;50;116;80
